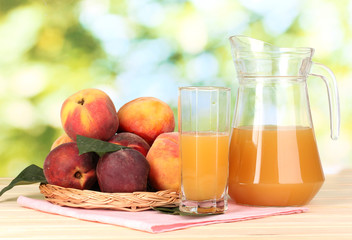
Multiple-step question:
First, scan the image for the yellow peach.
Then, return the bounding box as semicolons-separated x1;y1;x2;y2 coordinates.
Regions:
61;88;119;141
146;132;180;191
51;133;74;150
117;97;175;145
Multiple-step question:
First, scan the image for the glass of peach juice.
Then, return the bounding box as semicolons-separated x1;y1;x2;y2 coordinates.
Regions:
178;86;231;214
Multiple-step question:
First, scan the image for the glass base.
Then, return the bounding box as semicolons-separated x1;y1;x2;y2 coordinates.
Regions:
179;197;227;214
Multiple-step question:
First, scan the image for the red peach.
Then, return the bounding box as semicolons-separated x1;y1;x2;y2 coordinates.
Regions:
108;132;150;157
43;142;98;190
97;148;150;193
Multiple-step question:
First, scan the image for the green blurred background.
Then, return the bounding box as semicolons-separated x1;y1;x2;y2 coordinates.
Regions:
0;0;351;177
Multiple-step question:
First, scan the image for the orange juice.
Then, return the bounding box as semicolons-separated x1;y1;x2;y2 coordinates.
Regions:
228;126;324;206
181;132;229;201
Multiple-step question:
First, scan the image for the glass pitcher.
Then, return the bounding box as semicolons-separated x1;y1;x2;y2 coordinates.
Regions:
228;35;340;206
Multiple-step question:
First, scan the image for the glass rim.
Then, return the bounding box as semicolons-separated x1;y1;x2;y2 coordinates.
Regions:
179;86;231;91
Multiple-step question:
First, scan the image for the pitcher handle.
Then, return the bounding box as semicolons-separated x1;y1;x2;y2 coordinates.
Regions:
309;62;340;140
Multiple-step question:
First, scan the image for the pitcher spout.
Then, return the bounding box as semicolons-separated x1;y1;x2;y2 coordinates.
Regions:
229;35;278;56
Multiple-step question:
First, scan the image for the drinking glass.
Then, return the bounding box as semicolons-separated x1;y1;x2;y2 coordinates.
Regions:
178;86;231;214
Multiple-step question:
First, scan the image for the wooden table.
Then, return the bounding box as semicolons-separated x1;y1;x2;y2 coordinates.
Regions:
1;170;351;240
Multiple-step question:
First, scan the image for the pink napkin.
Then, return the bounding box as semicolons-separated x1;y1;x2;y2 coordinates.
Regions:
17;196;307;233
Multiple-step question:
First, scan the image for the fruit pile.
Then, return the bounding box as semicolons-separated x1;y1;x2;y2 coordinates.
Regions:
44;88;180;193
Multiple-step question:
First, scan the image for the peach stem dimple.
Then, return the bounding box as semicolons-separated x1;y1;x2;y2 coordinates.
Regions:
74;171;82;179
77;98;85;105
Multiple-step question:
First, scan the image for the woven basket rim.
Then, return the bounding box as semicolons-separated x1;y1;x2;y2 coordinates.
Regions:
39;183;180;212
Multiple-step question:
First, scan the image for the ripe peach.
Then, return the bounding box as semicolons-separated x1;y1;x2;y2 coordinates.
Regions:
117;97;175;145
61;88;119;141
108;132;150;157
97;148;150;193
146;132;180;191
51;133;74;150
43;142;98;190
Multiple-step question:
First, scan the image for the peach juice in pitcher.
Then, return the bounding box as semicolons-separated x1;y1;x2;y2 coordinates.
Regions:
228;36;340;206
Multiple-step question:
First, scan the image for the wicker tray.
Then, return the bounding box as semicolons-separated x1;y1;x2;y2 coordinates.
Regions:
39;183;180;212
